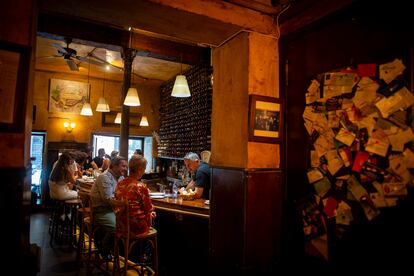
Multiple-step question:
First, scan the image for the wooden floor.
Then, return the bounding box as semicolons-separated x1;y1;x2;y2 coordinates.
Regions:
30;210;90;276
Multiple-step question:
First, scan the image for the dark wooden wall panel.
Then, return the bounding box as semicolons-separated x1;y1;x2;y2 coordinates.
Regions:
210;167;245;272
245;170;283;271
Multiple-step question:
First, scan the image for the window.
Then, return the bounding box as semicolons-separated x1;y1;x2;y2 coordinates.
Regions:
92;134;153;172
30;131;46;205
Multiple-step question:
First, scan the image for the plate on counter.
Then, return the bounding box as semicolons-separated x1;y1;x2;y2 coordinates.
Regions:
204;200;210;205
150;192;165;199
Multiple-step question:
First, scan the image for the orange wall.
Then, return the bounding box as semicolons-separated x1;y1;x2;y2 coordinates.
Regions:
212;31;280;169
33;70;161;146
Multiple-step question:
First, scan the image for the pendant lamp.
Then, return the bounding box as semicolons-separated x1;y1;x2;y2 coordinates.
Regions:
171;55;191;97
80;103;93;116
124;65;141;106
81;59;93;116
96;72;110;112
140;115;149;126
124;87;141;106
114;112;122;124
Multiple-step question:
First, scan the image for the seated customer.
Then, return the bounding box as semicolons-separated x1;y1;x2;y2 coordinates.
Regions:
91;148;109;171
184;152;211;199
115;155;155;236
90;155;128;260
49;152;78;200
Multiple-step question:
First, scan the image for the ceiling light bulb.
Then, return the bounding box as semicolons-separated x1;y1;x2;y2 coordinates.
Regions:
70;122;76;129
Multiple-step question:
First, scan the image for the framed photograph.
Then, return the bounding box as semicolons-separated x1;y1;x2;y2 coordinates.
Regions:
49;78;90;114
248;95;283;143
102;111;142;128
0;41;30;132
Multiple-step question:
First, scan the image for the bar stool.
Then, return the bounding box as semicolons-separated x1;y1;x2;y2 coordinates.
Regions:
111;199;158;276
76;191;93;265
76;191;109;273
49;199;66;246
49;198;76;246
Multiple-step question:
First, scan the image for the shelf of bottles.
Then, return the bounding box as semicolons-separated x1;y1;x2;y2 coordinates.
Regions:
158;64;212;158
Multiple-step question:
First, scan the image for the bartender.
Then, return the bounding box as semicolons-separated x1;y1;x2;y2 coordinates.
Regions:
183;152;211;199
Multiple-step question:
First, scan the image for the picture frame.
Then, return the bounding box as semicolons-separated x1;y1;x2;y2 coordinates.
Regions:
248;95;283;143
102;111;143;128
48;78;90;114
0;41;30;132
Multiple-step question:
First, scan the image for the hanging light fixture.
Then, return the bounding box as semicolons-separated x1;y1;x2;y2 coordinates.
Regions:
140;115;149;126
172;54;191;97
96;71;110;112
123;63;141;106
80;59;93;116
80;103;93;116
114;112;122;124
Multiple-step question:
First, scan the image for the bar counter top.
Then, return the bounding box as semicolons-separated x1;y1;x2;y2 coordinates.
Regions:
151;197;210;218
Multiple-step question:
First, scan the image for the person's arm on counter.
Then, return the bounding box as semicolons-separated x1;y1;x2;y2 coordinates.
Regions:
186;180;203;199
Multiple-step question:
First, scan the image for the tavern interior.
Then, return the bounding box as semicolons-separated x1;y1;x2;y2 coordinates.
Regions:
2;0;414;275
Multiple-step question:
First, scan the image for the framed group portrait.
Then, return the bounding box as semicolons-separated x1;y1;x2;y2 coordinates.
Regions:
248;95;283;144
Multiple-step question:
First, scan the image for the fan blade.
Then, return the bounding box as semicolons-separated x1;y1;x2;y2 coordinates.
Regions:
65;58;79;71
52;43;68;55
88;53;124;71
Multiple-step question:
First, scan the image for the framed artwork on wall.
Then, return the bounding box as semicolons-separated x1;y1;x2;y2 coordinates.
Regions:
248;95;283;144
0;41;30;132
48;78;89;114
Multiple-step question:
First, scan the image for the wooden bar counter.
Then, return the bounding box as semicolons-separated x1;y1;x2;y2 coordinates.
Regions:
151;197;210;275
151;197;209;218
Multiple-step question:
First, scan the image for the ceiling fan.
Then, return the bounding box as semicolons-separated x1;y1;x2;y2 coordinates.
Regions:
51;37;105;71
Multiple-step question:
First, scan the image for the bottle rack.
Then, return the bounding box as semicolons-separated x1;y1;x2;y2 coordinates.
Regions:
158;64;212;158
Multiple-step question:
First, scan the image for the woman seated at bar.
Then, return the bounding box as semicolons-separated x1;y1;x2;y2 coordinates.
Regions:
48;152;78;200
183;152;211;199
115;155;155;236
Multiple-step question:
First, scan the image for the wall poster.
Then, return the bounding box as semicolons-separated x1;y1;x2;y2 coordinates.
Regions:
49;78;89;114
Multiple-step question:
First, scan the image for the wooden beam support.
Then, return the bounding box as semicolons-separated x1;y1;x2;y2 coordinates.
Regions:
38;13;208;65
148;0;277;35
280;0;353;35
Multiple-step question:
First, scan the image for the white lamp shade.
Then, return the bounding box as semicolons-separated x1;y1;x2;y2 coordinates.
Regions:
124;88;141;106
140;115;149;126
96;97;110;112
80;103;93;116
171;75;191;97
114;112;122;124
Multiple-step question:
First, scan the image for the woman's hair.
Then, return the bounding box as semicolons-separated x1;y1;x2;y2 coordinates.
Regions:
50;152;73;182
110;150;119;159
129;155;147;174
184;152;200;161
134;149;143;155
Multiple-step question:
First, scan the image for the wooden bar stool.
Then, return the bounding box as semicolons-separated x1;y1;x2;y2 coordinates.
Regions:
49;199;69;246
111;199;158;276
76;191;108;273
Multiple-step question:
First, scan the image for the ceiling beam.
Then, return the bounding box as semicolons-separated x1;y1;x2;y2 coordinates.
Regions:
280;0;353;35
38;0;276;47
37;13;209;65
147;0;278;36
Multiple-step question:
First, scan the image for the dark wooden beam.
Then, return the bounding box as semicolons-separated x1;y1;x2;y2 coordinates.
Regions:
37;13;209;65
280;0;353;35
129;32;210;64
